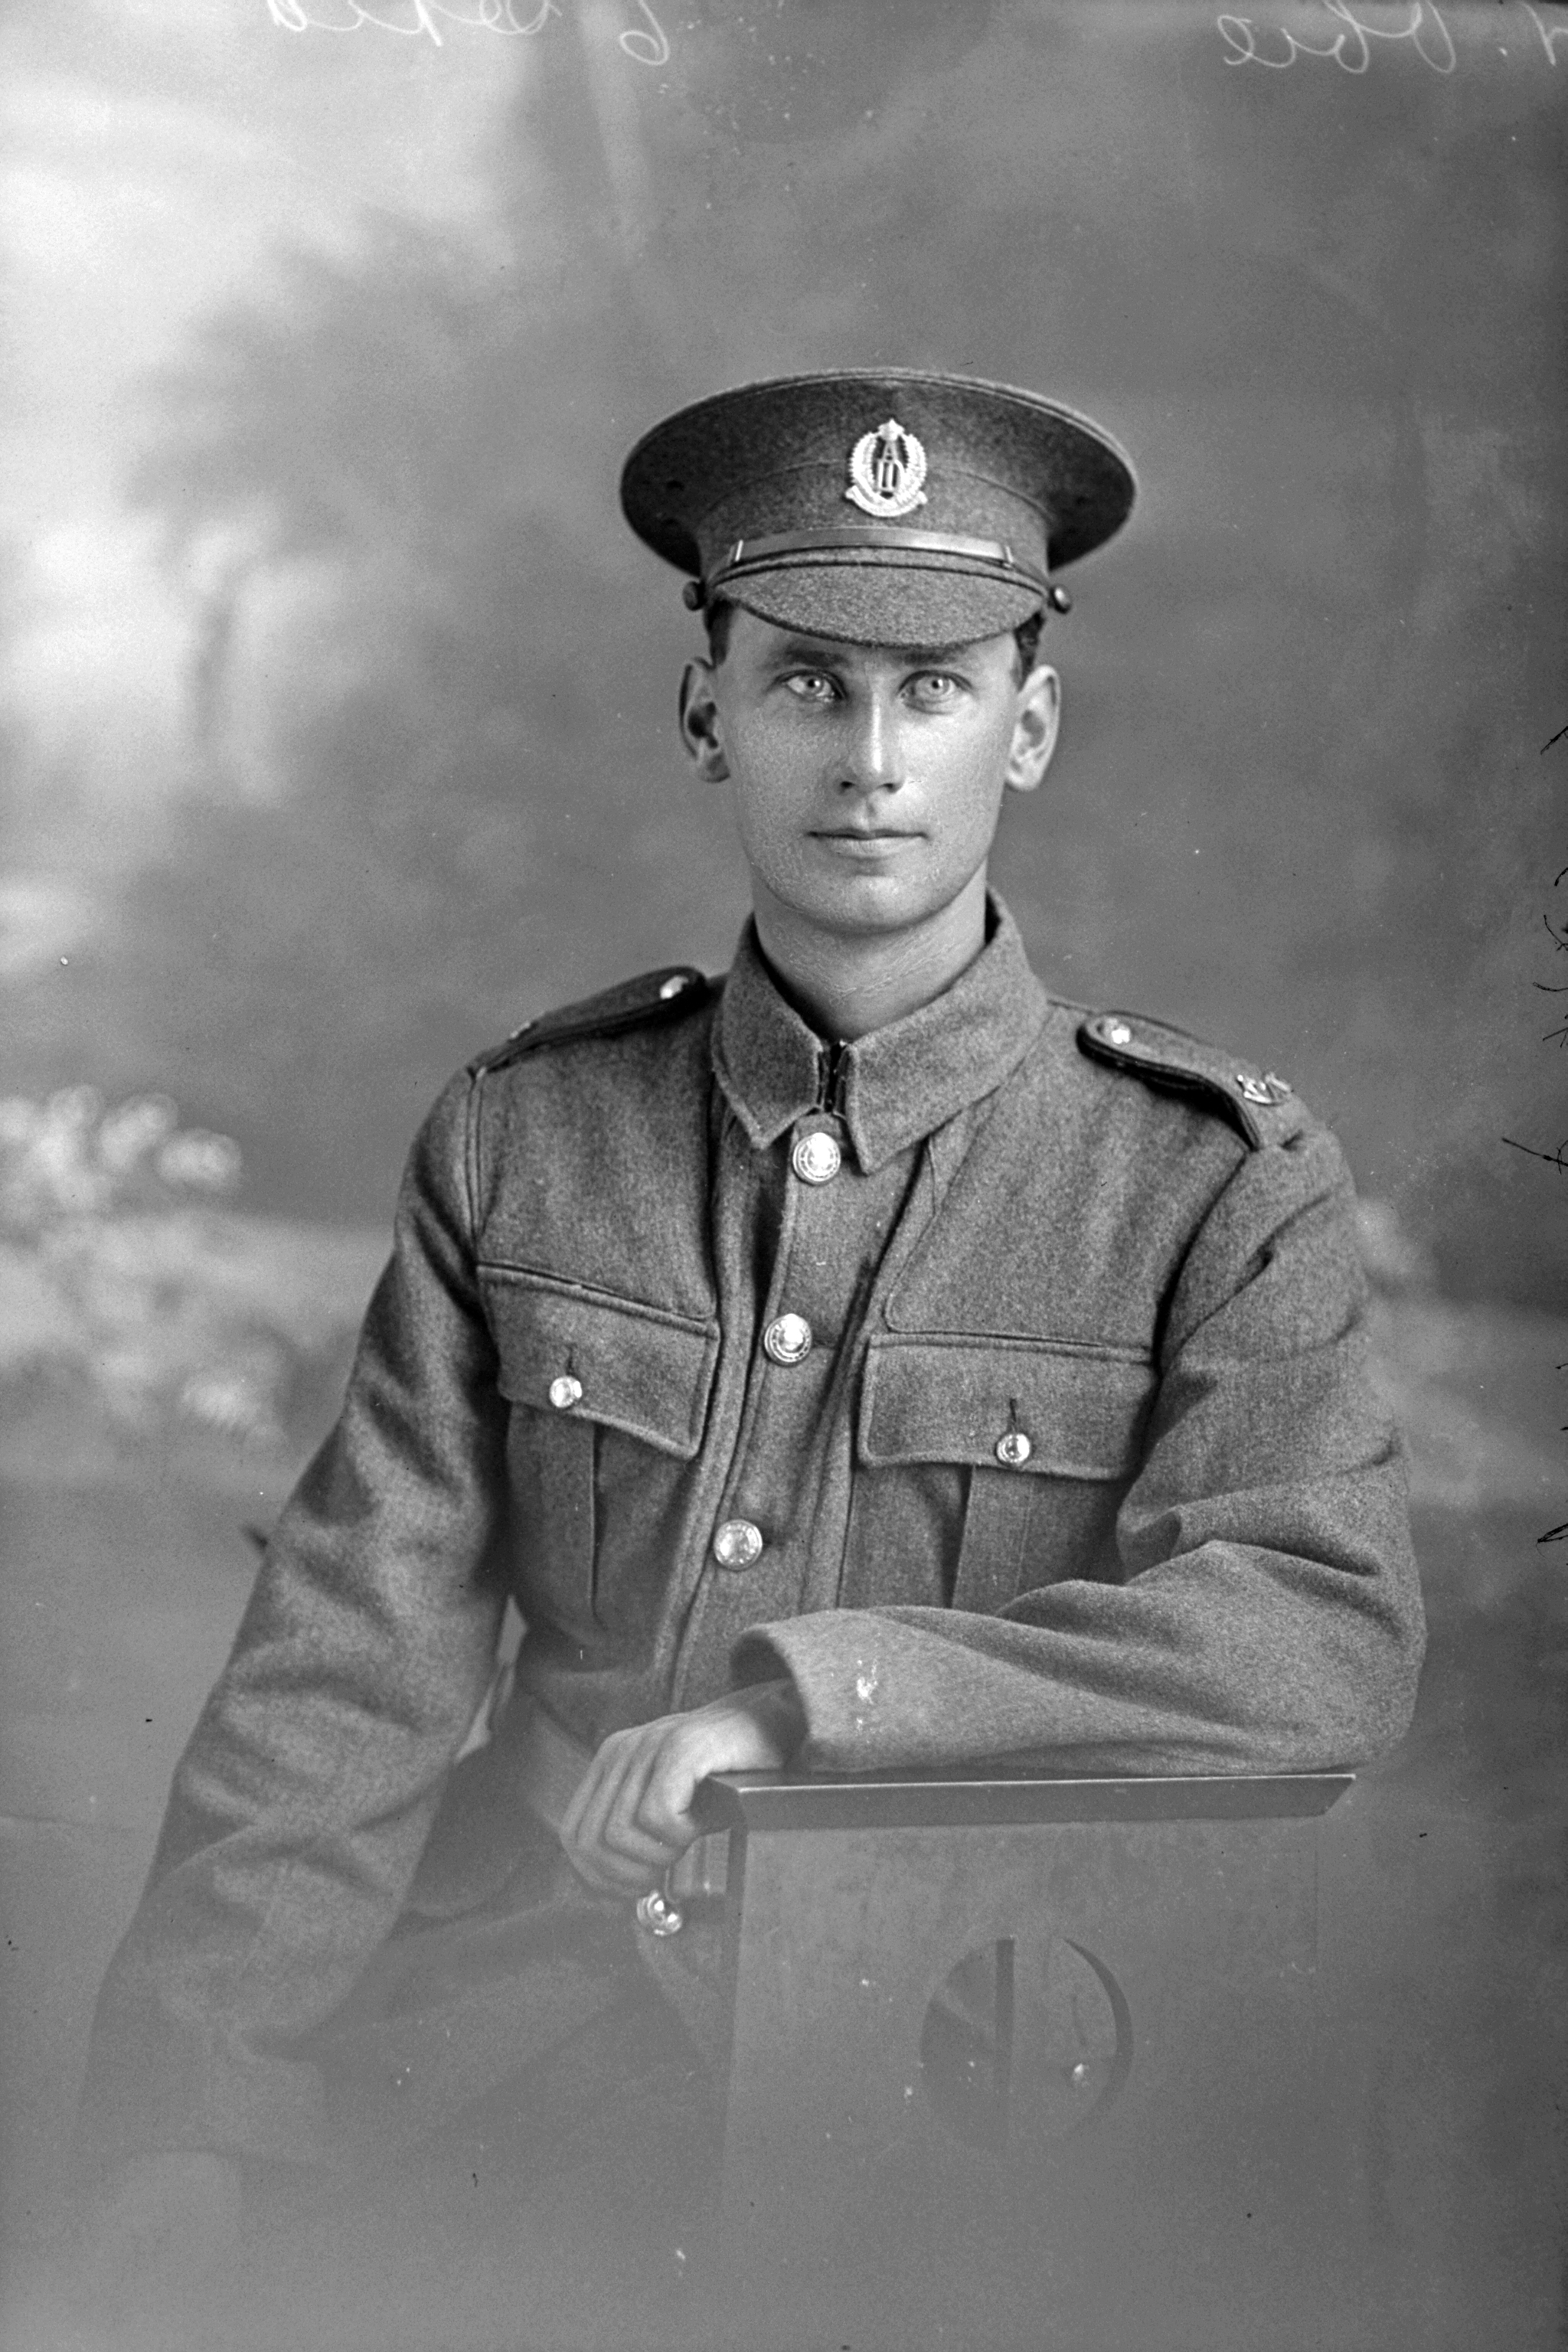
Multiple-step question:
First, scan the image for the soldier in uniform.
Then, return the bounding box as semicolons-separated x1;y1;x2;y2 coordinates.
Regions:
72;371;1424;2321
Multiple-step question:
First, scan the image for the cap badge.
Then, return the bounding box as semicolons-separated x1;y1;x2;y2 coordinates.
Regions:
844;418;929;519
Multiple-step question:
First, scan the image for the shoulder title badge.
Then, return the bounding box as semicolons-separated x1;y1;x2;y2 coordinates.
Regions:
844;418;929;518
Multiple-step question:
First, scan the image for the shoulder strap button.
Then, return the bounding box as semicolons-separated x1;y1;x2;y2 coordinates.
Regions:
470;962;712;1075
1076;1007;1306;1151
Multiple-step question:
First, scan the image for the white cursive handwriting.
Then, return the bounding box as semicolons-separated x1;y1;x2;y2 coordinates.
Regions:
264;0;668;57
1217;0;1456;73
1523;3;1568;63
618;0;669;64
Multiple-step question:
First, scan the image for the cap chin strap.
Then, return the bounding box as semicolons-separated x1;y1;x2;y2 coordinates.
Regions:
691;523;1062;612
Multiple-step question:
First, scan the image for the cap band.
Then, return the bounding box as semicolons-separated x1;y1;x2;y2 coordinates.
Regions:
705;524;1050;599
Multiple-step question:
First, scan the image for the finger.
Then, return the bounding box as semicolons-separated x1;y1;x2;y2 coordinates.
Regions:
560;1815;668;1896
580;1815;679;1880
561;1730;679;1886
561;1841;662;1896
559;1726;652;1856
597;1736;692;1869
557;1725;638;1851
570;1733;661;1857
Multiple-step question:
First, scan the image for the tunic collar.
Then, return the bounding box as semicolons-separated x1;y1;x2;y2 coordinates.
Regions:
712;895;1049;1174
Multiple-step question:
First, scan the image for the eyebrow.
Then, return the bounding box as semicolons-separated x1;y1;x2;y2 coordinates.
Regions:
769;637;978;665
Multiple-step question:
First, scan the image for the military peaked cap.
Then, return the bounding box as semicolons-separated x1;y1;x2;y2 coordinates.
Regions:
620;368;1136;647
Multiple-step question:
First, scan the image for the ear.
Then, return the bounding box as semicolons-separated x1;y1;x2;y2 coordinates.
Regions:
1004;663;1060;795
678;658;730;782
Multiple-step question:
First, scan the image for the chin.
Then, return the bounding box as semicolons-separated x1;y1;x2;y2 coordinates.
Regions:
805;882;954;939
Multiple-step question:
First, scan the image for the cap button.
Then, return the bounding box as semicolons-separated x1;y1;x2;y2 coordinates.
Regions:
995;1429;1033;1468
714;1519;765;1570
658;972;691;1001
548;1374;583;1410
792;1131;842;1185
763;1313;813;1367
1105;1019;1132;1048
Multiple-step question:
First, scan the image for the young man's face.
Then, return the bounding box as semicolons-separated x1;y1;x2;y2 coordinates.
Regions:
678;606;1060;948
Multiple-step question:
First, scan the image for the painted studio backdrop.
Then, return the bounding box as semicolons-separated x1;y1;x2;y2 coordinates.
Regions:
1;0;1563;2342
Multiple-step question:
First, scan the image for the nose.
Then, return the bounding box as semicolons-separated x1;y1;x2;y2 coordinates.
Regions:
838;690;906;796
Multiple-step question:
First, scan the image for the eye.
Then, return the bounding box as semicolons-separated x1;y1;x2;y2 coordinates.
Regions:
783;671;839;703
907;671;966;708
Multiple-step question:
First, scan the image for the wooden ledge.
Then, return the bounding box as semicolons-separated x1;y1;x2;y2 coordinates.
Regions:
694;1769;1354;1835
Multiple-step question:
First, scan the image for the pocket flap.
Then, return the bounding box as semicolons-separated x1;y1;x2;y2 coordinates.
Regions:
481;1269;719;1460
859;1338;1155;1483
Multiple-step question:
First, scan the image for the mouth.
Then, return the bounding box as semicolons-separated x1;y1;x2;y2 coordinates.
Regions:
809;828;925;865
811;827;925;846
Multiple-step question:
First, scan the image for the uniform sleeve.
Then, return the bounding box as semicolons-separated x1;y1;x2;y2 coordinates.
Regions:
77;1071;511;2169
737;1128;1426;1775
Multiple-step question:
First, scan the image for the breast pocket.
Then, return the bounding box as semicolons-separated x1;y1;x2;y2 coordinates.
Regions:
857;1337;1156;1613
480;1268;720;1633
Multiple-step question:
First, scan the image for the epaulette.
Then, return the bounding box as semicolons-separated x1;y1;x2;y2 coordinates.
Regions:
469;964;713;1076
1076;1008;1306;1149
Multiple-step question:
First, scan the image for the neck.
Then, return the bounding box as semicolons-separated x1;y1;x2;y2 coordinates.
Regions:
750;871;991;1041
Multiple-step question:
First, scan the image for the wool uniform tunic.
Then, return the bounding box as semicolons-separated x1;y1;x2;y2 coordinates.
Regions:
79;899;1424;2173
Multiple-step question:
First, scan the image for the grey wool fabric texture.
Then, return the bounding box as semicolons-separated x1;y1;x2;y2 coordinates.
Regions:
78;897;1423;2172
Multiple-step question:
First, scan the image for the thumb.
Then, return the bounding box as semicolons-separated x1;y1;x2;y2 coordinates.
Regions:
640;1730;710;1844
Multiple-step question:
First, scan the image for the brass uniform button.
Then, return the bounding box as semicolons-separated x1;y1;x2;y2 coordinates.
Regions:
763;1313;814;1367
1105;1019;1132;1047
714;1519;764;1570
548;1374;583;1410
792;1131;842;1184
995;1429;1033;1468
635;1889;684;1937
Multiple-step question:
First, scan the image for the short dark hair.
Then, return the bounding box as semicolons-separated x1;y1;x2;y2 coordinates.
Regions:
703;596;1047;682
